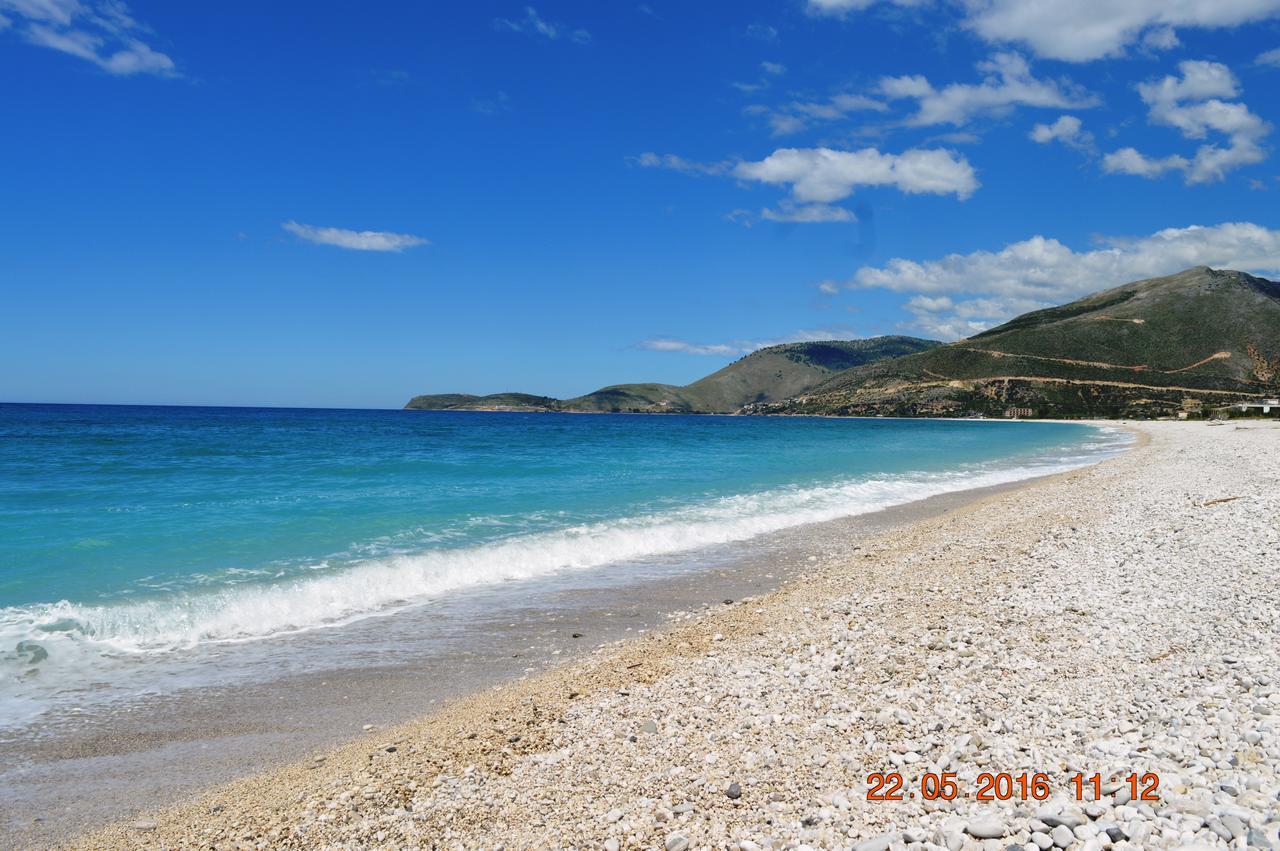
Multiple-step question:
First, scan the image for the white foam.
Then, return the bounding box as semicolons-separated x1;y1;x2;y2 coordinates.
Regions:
0;427;1132;724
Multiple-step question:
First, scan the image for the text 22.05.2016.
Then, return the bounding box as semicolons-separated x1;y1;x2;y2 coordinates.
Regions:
866;772;1160;803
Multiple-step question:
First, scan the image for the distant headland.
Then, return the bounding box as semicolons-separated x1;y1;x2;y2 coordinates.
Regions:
407;267;1280;420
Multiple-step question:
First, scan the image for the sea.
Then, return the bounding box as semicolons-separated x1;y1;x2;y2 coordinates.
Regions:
0;404;1131;731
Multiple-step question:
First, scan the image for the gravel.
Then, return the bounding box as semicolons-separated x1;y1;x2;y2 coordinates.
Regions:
74;422;1280;850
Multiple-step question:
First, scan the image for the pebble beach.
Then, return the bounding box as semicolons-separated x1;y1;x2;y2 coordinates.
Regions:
73;421;1280;851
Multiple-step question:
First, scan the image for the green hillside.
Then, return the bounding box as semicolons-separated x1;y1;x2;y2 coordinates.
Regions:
402;392;560;412
405;337;940;414
563;337;939;413
762;267;1280;419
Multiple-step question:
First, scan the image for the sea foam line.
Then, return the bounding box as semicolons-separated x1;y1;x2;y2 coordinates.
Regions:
0;437;1129;664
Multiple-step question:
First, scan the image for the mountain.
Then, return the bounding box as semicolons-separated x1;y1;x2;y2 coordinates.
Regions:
758;267;1280;419
404;337;941;414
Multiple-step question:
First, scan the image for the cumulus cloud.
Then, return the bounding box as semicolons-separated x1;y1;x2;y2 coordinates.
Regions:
734;146;979;205
0;0;176;76
1103;60;1270;184
807;1;1280;62
839;221;1280;339
639;327;862;357
494;6;590;44
637;146;976;225
963;0;1280;62
878;53;1097;127
282;221;429;253
1029;114;1095;151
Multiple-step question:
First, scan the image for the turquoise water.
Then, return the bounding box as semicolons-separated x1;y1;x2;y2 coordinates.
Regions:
0;404;1128;723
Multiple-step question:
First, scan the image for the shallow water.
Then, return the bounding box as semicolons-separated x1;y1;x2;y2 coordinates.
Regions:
0;404;1130;727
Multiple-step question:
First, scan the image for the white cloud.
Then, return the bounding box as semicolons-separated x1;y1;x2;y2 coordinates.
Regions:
0;0;176;75
1104;60;1270;184
639;338;743;357
763;114;806;136
806;0;925;15
760;201;855;223
1139;58;1238;106
760;92;888;136
734;146;979;203
1141;26;1181;50
878;52;1097;127
1259;47;1280;67
629;152;732;176
839;221;1280;339
807;1;1280;62
963;0;1280;62
1102;148;1189;178
639;327;862;357
761;61;787;75
929;131;981;145
1030;114;1095;151
641;145;976;225
282;221;429;253
495;6;590;44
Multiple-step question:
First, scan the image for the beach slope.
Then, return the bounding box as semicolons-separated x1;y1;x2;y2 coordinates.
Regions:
76;421;1280;850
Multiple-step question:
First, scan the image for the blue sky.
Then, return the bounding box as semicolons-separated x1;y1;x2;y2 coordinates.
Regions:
2;0;1280;408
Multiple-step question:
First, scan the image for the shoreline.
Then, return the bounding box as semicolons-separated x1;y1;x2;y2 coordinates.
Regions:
4;426;1126;849
69;420;1280;849
48;420;1204;850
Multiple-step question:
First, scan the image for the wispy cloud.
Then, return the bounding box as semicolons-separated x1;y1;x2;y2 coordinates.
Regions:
744;23;778;42
628;152;733;176
282;221;429;253
471;90;511;115
756;92;888;137
495;6;591;44
0;0;176;76
639;327;862;356
1259;47;1280;67
760;201;855;223
878;53;1097;127
806;0;921;16
836;221;1280;339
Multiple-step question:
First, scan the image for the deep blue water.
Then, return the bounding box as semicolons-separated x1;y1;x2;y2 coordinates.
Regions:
0;404;1127;722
